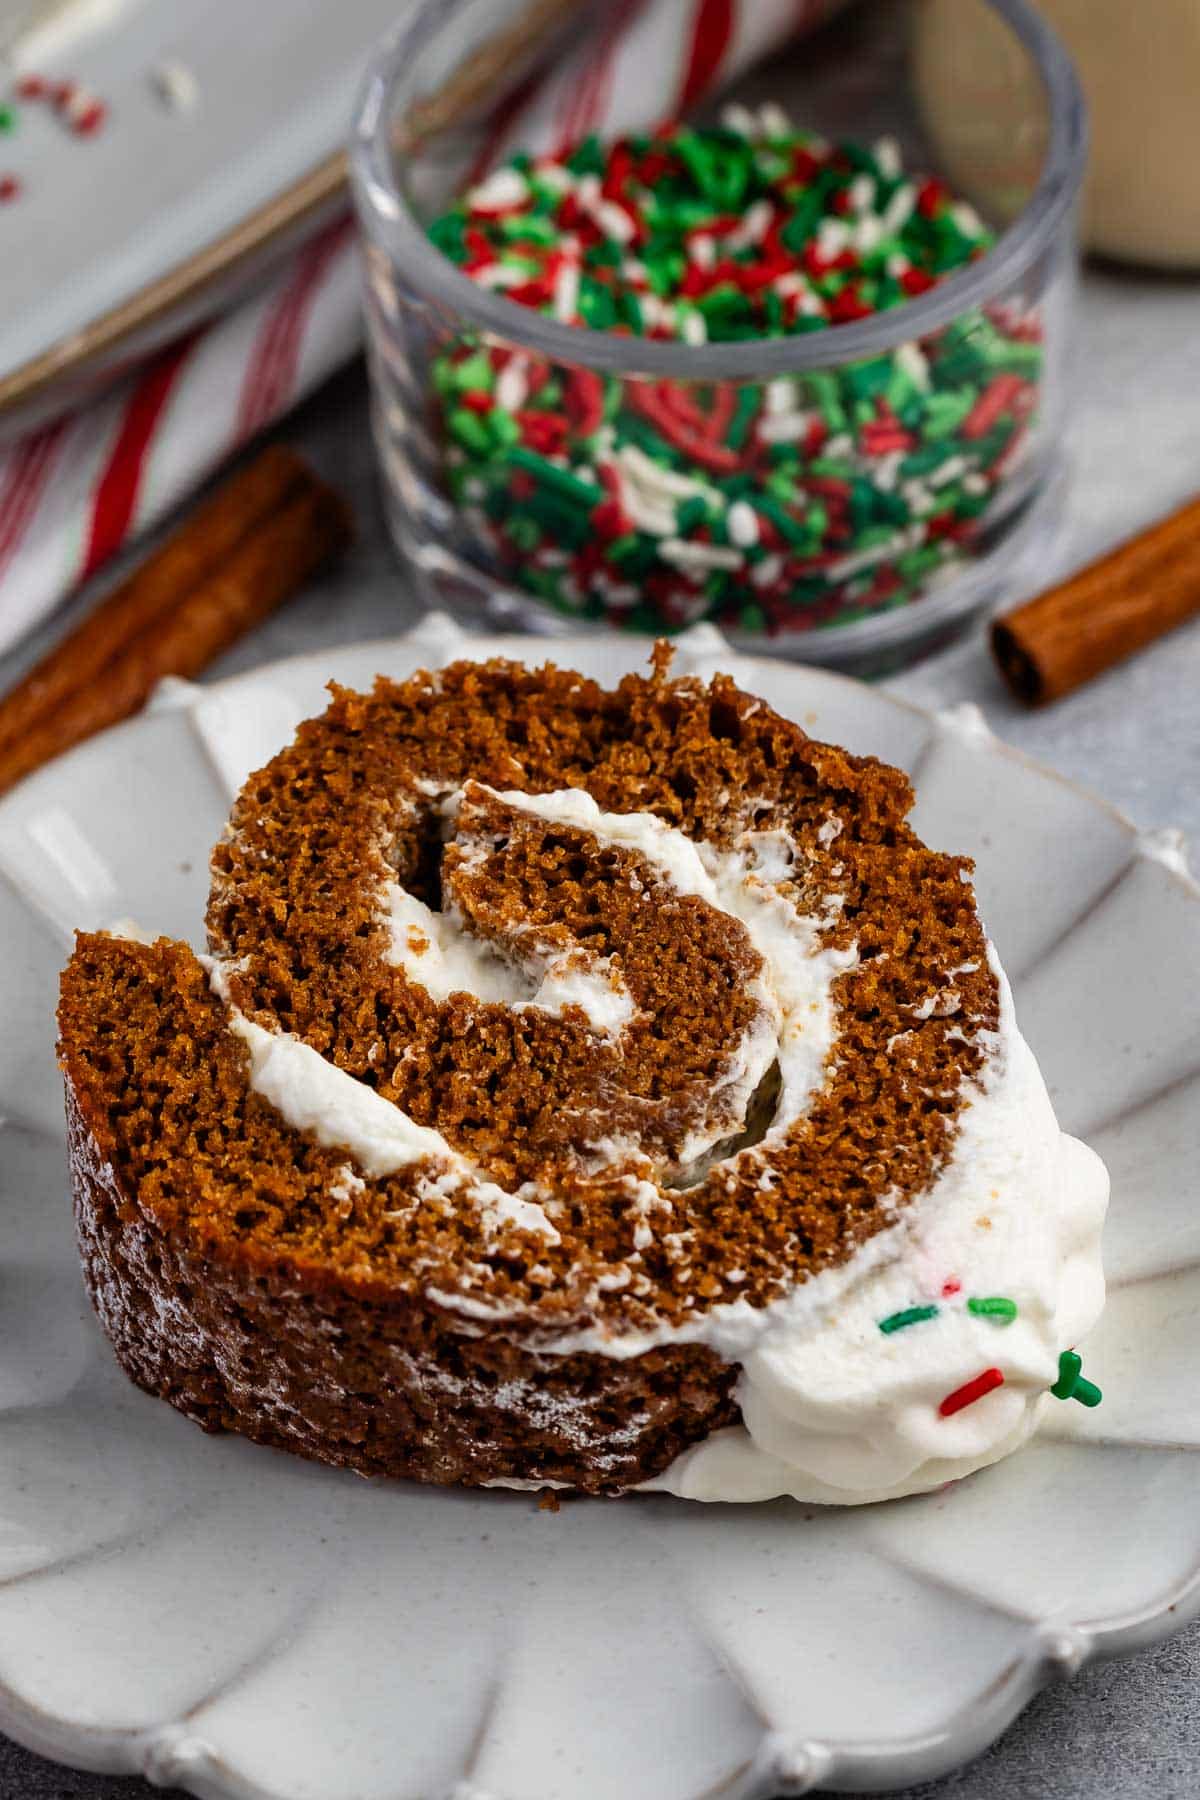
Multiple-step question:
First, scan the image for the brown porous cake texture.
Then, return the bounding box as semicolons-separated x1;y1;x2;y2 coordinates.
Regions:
58;649;998;1494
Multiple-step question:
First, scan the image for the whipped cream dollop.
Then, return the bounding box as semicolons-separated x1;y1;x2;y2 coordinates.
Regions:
635;956;1108;1504
204;790;1107;1507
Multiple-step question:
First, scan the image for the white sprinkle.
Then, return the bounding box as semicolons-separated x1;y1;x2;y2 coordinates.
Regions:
721;101;759;139
659;538;744;572
759;409;816;444
621;256;648;282
726;198;774;249
152;58;199;115
534;162;572;194
824;433;854;458
553;261;580;322
881;182;915;236
727;501;760;548
751;554;784;588
895;340;931;391
853;214;885;255
616;442;720;504
874;136;902;180
816;217;850;259
621;491;677;537
766;378;797;415
963;472;988;496
872;451;904;492
587;193;635;242
495;356;529;412
826;533;906;580
758;102;792;139
772;272;810;300
640;293;676;331
848;175;875;214
886;251;911;278
928;453;969;489
681;308;707;346
690;234;716;270
951;201;986;238
576;173;601;206
903;480;936;517
464;477;486;502
469;167;529;211
473;264;523;290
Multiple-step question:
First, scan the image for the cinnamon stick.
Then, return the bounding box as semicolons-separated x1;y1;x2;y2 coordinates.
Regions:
0;445;315;753
991;494;1200;706
0;451;351;795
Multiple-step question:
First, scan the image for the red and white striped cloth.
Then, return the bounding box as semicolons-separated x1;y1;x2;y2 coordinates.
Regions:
0;0;839;660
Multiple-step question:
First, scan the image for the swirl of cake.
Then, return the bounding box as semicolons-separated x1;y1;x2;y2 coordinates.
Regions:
58;651;1108;1503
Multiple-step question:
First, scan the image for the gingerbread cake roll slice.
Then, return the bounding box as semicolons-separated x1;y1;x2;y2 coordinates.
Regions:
60;655;1109;1504
59;932;739;1492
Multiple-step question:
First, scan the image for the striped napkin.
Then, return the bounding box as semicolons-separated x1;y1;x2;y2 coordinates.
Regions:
0;0;840;660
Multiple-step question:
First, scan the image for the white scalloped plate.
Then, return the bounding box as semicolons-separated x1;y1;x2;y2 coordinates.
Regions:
1;618;1198;1800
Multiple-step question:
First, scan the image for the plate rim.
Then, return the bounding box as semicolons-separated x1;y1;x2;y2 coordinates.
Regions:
1;623;1198;1799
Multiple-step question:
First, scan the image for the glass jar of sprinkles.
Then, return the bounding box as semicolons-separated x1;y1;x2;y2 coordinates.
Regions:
352;0;1085;673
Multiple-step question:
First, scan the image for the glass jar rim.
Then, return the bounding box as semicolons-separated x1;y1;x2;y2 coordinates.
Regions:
351;0;1087;380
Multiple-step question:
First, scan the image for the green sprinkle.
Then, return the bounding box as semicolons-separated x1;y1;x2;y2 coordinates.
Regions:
725;385;762;451
508;447;603;509
967;1296;1019;1323
451;352;494;393
1050;1349;1103;1407
879;1304;940;1335
448;408;491;454
755;493;810;548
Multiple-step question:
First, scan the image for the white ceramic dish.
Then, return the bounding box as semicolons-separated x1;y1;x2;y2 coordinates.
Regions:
0;0;411;430
1;617;1198;1800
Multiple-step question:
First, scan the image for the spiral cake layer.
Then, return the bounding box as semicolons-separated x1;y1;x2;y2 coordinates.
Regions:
58;652;1107;1501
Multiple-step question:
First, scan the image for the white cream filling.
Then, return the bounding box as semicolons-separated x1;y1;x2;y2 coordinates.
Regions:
203;958;558;1244
382;883;634;1036
483;787;857;1147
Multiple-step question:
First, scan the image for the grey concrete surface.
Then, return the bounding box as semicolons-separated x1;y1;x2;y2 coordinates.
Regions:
2;255;1199;1798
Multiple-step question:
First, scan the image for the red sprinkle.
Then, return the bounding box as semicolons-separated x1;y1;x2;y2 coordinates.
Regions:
628;386;742;472
17;74;48;99
459;389;493;414
71;98;107;135
590;497;627;539
939;1368;1005;1418
565;367;605;436
962;373;1026;440
803;417;828;457
829;285;873;324
516;411;565;454
899;267;936;297
0;174;20;203
860;423;913;455
505;278;552;307
916;177;948;218
941;1278;962;1298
